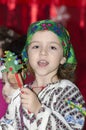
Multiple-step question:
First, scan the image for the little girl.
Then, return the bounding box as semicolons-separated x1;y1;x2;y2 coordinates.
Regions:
0;26;20;118
0;20;86;130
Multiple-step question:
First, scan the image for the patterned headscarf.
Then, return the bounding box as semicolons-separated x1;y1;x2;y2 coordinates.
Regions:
22;20;77;67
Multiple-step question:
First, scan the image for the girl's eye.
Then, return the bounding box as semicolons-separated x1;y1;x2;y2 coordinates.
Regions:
50;46;57;50
32;45;39;49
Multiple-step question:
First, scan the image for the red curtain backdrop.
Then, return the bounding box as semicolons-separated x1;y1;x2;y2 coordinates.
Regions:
0;0;86;96
0;0;86;129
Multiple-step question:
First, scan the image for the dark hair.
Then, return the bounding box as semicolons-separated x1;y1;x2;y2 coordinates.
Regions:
5;35;27;56
0;26;19;50
58;64;76;82
0;26;27;56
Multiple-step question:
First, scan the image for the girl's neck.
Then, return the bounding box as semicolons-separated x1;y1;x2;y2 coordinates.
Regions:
32;75;59;87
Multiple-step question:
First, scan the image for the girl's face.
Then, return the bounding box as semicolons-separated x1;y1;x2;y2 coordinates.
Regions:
2;72;19;103
28;31;66;78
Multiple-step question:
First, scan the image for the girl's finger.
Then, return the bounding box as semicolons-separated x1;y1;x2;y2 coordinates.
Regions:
21;87;32;94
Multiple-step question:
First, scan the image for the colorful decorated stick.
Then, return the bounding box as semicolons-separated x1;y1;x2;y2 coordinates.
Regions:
65;99;86;116
1;51;24;88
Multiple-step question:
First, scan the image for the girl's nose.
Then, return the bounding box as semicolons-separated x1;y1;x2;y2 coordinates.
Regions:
40;47;48;55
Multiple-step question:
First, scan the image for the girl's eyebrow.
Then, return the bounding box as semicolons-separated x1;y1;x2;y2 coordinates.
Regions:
49;41;61;46
49;41;59;44
30;41;40;43
30;41;60;44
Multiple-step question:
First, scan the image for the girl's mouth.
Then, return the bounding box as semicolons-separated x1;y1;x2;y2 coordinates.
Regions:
38;60;49;67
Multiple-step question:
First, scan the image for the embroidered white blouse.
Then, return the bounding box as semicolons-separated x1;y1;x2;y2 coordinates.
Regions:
0;79;86;130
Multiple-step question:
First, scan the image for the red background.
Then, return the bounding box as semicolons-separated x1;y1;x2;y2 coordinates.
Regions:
0;0;86;129
0;0;86;105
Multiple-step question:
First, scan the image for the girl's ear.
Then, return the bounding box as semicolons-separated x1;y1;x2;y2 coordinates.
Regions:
60;57;66;65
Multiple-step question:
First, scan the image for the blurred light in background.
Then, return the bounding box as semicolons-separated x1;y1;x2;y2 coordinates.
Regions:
80;0;86;28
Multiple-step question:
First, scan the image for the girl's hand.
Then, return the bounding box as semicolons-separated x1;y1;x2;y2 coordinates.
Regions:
20;88;42;115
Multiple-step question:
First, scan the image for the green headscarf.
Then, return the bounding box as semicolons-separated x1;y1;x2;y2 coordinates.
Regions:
22;20;77;68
